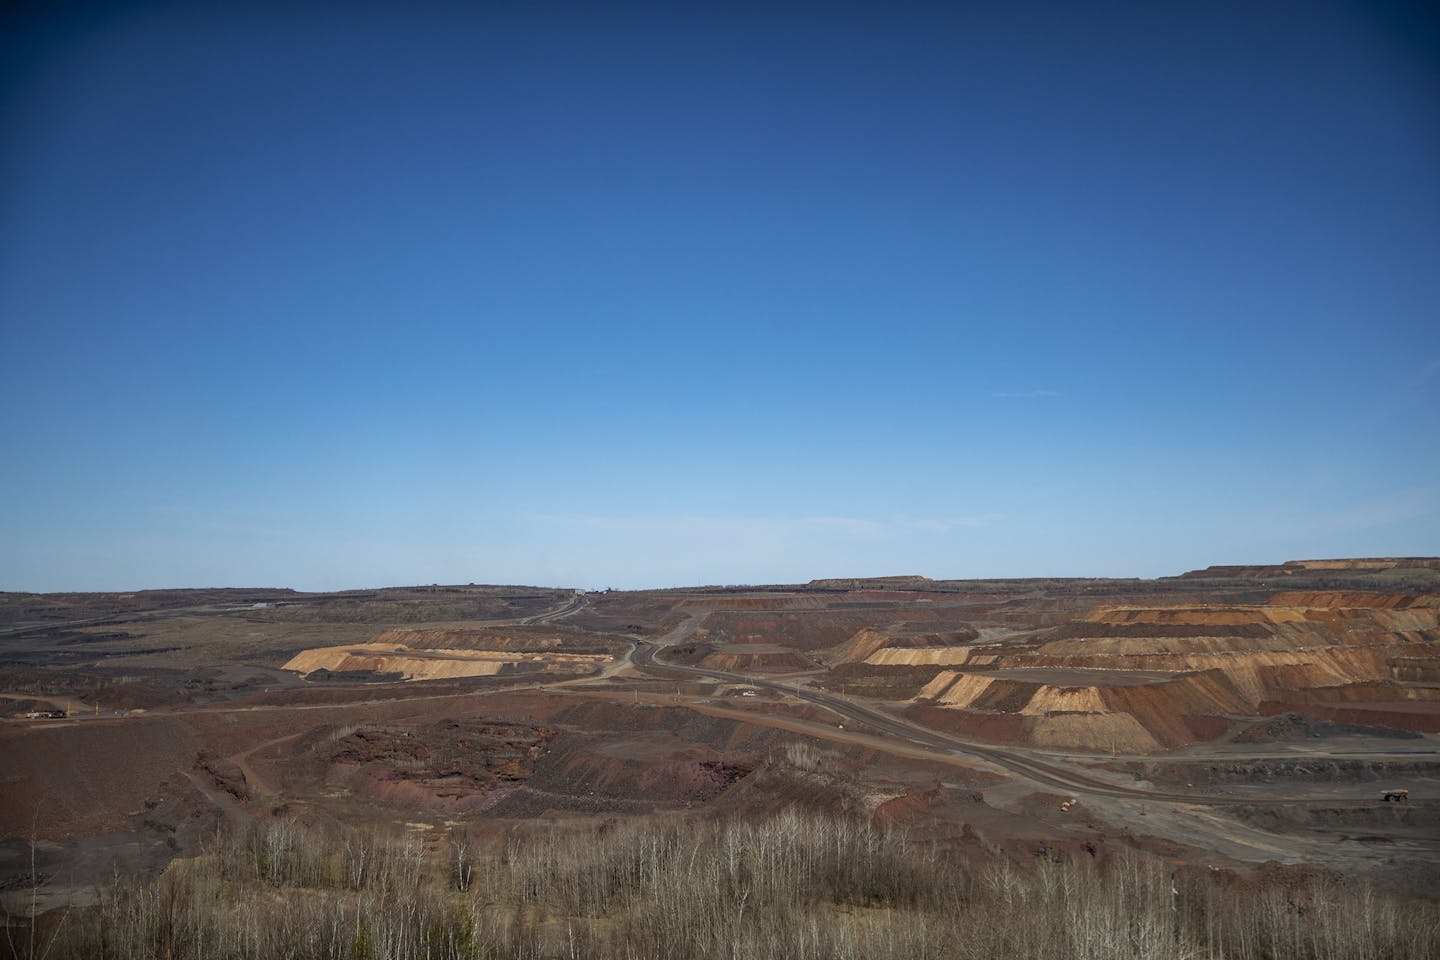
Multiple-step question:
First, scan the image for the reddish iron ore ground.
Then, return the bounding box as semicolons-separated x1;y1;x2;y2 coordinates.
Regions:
2;564;1439;911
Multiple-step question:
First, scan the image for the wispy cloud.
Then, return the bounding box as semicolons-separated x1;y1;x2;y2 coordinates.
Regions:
1238;484;1440;545
491;511;1015;589
1314;486;1439;536
530;512;1001;539
803;515;886;534
896;513;1003;532
991;389;1061;399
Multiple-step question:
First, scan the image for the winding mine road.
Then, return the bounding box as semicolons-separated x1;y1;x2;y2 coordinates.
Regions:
523;591;587;625
630;640;1422;809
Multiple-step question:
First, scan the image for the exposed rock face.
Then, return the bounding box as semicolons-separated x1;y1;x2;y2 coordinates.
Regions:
835;627;978;665
282;642;610;681
327;720;556;810
865;593;1440;752
697;649;819;673
678;596;828;610
370;628;618;654
868;646;981;666
1177;558;1440;579
808;576;934;589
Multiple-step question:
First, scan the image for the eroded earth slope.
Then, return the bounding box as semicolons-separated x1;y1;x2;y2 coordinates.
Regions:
3;561;1439;918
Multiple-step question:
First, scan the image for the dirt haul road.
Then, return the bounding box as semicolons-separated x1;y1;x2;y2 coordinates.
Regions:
13;597;1430;814
522;591;587;624
630;637;1429;810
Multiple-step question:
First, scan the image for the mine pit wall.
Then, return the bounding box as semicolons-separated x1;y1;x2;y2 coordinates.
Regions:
697;651;818;672
916;669;1250;751
1227;802;1440;840
1035;626;1436;656
906;650;1434;751
1267;589;1440;606
1259;701;1440;734
1020;686;1107;715
373;628;626;656
1119;757;1440;786
924;670;1005;709
1095;672;1247;744
1029;712;1161;753
284;646;501;679
1076;596;1438;634
1394;658;1440;682
678;596;828;610
904;704;1027;744
0;715;203;840
921;669;1247;714
372;628;569;651
1082;607;1284;627
900;632;1427;759
529;739;754;808
864;644;979;667
855;592;1438;753
281;643;610;682
833;627;984;665
833;628;894;664
1000;648;1406;705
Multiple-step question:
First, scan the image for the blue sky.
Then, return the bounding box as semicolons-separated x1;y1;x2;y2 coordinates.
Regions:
3;1;1438;591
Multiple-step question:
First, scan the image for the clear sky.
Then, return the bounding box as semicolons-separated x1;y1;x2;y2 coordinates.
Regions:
2;0;1437;591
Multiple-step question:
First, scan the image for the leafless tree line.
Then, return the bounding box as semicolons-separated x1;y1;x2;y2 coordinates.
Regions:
9;810;1438;959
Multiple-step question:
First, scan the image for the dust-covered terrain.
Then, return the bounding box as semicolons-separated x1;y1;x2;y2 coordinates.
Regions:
3;561;1439;954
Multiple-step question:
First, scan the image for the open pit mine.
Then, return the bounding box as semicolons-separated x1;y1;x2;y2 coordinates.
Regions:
854;591;1440;753
2;561;1438;957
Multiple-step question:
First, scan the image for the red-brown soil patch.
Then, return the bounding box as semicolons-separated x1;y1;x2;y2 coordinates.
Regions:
818;663;951;699
677;596;826;611
1267;591;1438;609
1260;700;1440;734
872;782;957;826
1180;714;1231;740
829;627;979;664
881;588;1440;752
0;716;200;840
326;720;557;810
1230;711;1420;743
904;705;1025;743
695;612;874;651
193;751;249;802
697;649;819;672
